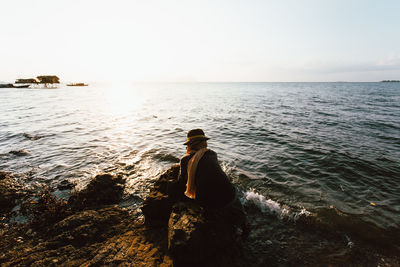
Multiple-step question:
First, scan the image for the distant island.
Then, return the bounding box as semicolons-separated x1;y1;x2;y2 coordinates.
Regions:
381;80;400;82
1;76;90;89
0;75;90;89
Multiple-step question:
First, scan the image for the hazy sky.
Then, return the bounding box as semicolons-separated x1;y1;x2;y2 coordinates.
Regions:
1;0;400;82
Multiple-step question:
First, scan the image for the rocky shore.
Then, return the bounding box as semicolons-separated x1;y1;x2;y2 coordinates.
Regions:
0;165;245;266
0;170;171;266
1;166;399;266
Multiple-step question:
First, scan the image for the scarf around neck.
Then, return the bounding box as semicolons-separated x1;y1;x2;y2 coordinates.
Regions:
184;147;209;199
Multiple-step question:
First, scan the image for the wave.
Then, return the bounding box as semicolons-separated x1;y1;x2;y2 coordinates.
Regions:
243;190;311;221
243;190;400;249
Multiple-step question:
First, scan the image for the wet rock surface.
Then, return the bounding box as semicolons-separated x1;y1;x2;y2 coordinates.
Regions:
0;172;26;213
0;169;174;266
57;179;75;191
0;165;399;266
168;201;239;265
9;150;29;156
0;165;247;266
68;173;125;210
0;207;173;266
141;164;180;225
142;164;243;265
23;132;42;141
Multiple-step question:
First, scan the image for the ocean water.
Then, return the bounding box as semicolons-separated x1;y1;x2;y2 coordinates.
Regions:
1;82;399;261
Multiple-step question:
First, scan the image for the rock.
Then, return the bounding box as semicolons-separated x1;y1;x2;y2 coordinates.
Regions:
68;174;125;210
0;206;173;266
168;201;237;264
0;164;246;266
0;172;9;181
19;188;71;230
23;133;42;141
141;164;241;264
50;208;127;247
57;179;75;191
141;190;174;226
152;163;180;194
9;149;29;156
141;164;180;226
0;172;25;213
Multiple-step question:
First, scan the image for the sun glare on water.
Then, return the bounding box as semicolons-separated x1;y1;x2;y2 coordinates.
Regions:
103;83;146;116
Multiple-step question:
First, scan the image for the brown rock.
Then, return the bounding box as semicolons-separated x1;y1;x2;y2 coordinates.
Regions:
141;164;180;226
0;172;25;213
57;179;75;191
68;174;125;210
168;201;238;264
0;206;173;266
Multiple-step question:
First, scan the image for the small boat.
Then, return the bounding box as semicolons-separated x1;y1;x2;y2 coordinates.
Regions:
0;84;30;88
0;83;14;88
13;84;31;88
66;83;88;86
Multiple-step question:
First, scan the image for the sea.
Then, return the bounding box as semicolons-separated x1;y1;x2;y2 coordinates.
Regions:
1;82;399;264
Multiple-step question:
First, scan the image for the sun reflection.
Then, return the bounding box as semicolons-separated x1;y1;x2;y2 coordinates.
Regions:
104;83;146;115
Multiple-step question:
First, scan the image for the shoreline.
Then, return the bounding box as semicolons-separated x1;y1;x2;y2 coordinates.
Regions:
1;166;399;266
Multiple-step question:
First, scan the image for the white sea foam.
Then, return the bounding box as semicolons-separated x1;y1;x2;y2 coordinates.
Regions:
245;190;282;214
244;190;311;221
345;235;354;248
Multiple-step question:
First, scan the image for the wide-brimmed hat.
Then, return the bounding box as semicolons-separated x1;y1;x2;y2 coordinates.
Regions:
183;129;210;145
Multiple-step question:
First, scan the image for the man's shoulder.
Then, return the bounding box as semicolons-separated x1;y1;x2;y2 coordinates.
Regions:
202;149;218;161
180;149;217;162
180;153;193;162
205;149;217;156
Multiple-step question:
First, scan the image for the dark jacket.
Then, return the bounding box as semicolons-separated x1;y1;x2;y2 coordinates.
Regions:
177;150;236;209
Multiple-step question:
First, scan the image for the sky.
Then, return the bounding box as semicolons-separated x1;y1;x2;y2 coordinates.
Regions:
1;0;400;82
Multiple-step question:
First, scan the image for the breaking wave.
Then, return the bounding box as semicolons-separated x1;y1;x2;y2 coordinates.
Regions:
244;190;311;221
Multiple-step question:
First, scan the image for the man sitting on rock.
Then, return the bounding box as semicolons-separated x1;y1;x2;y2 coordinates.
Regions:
174;128;249;238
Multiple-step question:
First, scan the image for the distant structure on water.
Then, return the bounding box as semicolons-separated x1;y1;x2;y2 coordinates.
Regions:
14;75;60;88
1;75;90;89
381;80;400;82
15;78;38;84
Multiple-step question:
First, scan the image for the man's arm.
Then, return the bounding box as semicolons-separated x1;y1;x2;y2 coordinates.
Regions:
168;155;189;201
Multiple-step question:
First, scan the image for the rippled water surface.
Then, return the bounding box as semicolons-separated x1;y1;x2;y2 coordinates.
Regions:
1;82;399;247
